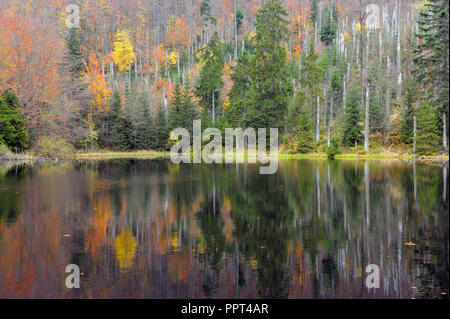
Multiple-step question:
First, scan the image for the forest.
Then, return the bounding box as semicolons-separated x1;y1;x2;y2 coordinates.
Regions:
0;0;448;158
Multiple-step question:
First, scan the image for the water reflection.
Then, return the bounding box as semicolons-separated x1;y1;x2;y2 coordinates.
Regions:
0;159;448;298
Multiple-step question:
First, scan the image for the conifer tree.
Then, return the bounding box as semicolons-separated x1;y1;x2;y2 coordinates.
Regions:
195;32;224;126
342;89;363;147
297;107;314;154
415;101;440;155
246;0;291;131
0;90;29;152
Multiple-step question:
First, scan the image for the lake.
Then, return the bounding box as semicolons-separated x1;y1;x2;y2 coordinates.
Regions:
0;159;448;298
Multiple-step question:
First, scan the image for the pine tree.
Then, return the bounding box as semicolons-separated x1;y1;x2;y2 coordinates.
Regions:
246;0;291;131
155;103;169;150
195;32;224;126
0;90;29;152
320;6;337;46
400;81;417;144
414;0;449;149
342;89;363;147
108;90;133;150
310;0;319;24
227;51;251;127
65;28;84;76
168;82;184;130
181;82;198;134
415;100;440;155
297;107;314;154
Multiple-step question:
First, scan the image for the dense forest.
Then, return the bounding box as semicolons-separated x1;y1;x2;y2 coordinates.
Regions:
0;0;448;157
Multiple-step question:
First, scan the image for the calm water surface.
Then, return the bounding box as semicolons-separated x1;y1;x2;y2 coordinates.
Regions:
0;159;448;298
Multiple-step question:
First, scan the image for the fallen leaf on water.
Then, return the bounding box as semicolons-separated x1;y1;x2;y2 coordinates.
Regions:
403;242;416;246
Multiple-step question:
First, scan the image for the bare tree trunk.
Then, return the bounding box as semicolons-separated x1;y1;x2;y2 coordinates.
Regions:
316;95;320;142
413;101;418;153
327;93;334;147
212;90;215;125
396;0;402;104
443;113;448;152
364;85;370;151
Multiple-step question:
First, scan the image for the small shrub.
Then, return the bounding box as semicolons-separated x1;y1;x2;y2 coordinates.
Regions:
33;136;74;159
324;137;341;159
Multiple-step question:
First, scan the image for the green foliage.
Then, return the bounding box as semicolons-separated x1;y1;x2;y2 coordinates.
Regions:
342;89;363;147
297;107;314;154
414;0;449;116
415;100;440;155
324;137;340;159
236;9;244;33
100;90;134;151
246;0;291;131
226;51;251;127
195;32;224;124
33;136;74;158
155;103;169;150
400;82;417;144
310;0;319;23
65;28;84;76
0;90;29;152
320;6;337;46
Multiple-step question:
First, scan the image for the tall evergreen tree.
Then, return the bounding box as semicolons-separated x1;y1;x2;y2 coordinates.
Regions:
107;90;133;150
227;51;251;127
195;32;224;126
246;0;291;131
415;101;440;155
168;83;185;130
0;90;29;152
297;107;314;154
414;0;449;150
342;89;363;147
155;103;169;150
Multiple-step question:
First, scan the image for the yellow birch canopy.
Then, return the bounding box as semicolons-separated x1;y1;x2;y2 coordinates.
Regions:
112;29;135;72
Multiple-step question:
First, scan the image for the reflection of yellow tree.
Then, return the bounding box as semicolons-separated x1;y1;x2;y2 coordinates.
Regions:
115;229;137;270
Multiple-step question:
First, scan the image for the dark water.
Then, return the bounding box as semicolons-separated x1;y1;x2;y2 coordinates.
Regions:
0;159;448;299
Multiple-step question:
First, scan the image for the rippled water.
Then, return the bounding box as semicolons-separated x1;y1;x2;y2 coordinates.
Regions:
0;159;448;298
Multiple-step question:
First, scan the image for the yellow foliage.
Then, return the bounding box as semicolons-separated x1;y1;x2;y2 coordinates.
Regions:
167;51;178;67
112;29;135;72
115;229;137;270
222;96;231;111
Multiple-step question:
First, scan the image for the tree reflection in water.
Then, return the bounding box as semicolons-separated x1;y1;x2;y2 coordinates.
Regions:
0;159;448;298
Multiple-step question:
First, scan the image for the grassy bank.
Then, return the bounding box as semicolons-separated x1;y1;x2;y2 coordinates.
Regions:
74;149;448;162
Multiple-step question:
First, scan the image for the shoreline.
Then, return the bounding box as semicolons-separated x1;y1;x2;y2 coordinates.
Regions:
1;151;448;166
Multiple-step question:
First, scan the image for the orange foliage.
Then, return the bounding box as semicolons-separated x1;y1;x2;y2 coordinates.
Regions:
84;52;112;118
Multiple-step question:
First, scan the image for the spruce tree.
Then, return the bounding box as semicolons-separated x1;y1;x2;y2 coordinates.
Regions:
155;104;169;150
415;101;439;155
297;107;314;154
227;51;251;127
414;0;449;147
108;90;133;151
195;32;224;126
168;83;184;130
342;89;363;147
0;90;29;152
246;0;291;131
